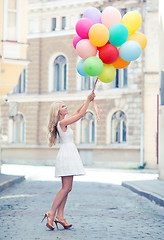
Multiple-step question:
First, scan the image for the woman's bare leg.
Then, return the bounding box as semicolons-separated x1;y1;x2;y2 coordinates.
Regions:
49;176;73;219
56;195;68;219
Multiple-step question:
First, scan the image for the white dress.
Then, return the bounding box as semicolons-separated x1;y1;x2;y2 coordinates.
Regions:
55;121;85;177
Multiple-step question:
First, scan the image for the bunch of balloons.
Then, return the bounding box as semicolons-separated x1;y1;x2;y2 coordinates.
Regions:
73;6;147;83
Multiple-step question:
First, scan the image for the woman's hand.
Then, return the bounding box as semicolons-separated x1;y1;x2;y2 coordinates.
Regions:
87;92;96;102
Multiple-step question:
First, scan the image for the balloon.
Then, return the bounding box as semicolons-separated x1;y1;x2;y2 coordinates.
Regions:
101;6;121;29
99;43;119;64
76;39;97;59
98;64;116;83
89;24;109;47
83;56;103;76
121;11;142;34
112;55;130;69
109;24;129;47
119;40;141;61
77;59;88;77
75;18;93;39
128;32;147;50
83;7;101;24
73;35;82;49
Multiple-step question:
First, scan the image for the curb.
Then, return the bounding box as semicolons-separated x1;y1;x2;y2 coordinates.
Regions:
0;176;25;193
122;181;164;207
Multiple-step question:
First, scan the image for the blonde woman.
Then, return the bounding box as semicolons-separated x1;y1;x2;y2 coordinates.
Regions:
41;92;95;230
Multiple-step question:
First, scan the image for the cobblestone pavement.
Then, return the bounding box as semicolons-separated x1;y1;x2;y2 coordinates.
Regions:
0;179;164;240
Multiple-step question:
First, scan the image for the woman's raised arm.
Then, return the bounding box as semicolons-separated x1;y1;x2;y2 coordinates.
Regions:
60;93;95;127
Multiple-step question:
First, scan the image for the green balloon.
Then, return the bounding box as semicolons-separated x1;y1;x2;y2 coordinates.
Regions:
109;24;129;47
83;56;103;76
98;64;116;83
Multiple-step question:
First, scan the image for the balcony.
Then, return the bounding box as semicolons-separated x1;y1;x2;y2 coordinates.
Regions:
1;41;29;64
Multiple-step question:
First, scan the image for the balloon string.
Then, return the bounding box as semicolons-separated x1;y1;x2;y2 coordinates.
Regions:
92;77;101;121
93;99;100;121
92;77;98;93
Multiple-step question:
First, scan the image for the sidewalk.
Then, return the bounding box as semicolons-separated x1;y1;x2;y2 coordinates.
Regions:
122;179;164;207
0;173;25;192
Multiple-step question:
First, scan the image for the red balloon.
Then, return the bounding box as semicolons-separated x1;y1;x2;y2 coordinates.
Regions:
99;43;119;64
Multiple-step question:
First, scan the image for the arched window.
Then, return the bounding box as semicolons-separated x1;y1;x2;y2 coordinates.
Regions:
81;76;96;90
12;114;25;143
81;112;95;143
13;68;26;93
114;68;128;88
111;111;126;143
53;55;67;91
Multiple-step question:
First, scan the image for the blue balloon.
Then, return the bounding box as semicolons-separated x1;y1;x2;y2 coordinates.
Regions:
77;59;88;76
119;40;142;61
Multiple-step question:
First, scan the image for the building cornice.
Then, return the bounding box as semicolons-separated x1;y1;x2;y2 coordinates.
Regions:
3;59;30;66
6;89;141;103
27;30;75;39
28;0;104;11
2;144;140;150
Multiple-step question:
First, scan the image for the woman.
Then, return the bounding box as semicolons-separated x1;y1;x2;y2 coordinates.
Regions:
41;92;95;230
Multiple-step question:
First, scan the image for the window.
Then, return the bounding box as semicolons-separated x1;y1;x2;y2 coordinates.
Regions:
121;8;127;16
13;68;26;93
52;18;56;31
61;16;66;30
111;111;126;143
53;55;67;91
81;112;95;144
12;114;25;144
7;0;17;41
81;76;96;90
114;68;128;88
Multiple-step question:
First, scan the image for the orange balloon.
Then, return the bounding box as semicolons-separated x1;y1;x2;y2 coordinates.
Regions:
127;32;147;50
89;24;109;47
112;55;130;69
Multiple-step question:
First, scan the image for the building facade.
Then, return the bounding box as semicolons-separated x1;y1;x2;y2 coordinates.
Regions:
0;0;29;171
1;0;160;169
159;0;164;180
0;0;29;94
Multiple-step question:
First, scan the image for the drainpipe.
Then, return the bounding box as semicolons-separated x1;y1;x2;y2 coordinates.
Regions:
140;0;145;168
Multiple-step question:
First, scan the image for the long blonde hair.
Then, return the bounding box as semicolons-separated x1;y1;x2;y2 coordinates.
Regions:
47;101;63;147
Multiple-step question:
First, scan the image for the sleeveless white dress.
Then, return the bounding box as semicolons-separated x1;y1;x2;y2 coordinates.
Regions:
55;122;85;177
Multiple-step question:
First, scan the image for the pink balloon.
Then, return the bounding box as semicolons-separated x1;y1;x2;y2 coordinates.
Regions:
76;39;97;59
73;35;82;49
101;6;121;30
75;18;93;39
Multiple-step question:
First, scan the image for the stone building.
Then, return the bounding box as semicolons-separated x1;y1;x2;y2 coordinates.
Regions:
1;0;160;169
159;0;164;180
0;0;29;171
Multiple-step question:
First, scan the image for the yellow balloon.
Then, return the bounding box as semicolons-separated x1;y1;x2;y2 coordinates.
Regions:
98;64;116;83
121;11;142;34
89;24;109;47
127;32;147;50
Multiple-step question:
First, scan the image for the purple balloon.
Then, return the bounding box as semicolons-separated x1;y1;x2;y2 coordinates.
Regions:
82;7;102;24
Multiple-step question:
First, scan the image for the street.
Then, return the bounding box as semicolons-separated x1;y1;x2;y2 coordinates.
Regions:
0;176;164;240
